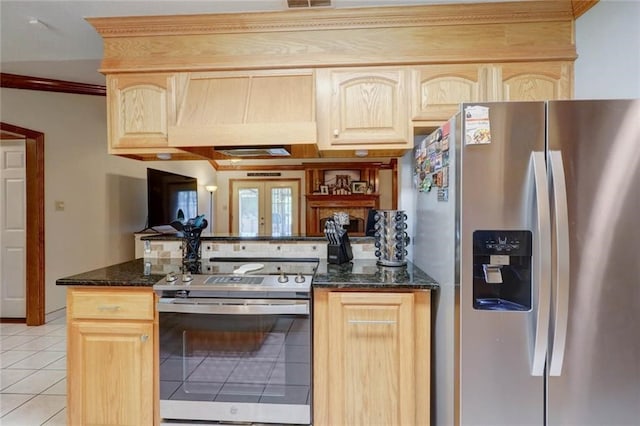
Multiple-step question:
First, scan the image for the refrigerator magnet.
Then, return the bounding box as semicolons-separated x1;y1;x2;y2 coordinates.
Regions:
464;105;492;145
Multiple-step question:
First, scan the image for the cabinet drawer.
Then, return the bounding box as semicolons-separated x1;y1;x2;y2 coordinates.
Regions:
68;288;155;320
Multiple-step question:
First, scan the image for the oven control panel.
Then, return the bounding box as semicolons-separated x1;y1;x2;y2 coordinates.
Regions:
205;276;264;285
153;272;312;293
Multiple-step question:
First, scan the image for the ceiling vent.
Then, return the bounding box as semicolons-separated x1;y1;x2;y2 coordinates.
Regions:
216;146;291;157
287;0;331;8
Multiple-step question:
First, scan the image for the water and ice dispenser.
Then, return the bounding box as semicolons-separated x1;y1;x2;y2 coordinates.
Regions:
472;230;532;311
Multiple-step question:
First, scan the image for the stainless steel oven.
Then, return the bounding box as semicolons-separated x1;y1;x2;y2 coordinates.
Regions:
153;258;317;425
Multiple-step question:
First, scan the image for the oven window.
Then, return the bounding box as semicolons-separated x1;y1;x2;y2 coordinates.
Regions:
159;313;310;406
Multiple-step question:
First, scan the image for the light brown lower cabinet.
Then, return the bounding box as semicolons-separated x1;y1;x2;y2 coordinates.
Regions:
66;287;158;426
314;289;431;425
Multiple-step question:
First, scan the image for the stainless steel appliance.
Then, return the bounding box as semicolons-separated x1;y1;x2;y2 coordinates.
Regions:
153;257;317;425
411;100;640;425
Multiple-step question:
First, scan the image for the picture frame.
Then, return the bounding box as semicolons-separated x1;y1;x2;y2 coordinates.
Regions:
319;185;329;195
351;181;368;194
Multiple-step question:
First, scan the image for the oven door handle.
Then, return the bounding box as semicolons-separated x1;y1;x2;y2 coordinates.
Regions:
157;298;310;315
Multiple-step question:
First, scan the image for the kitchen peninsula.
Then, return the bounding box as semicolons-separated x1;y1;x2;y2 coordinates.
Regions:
57;237;437;426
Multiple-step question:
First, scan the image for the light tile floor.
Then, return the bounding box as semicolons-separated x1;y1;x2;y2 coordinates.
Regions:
0;311;66;425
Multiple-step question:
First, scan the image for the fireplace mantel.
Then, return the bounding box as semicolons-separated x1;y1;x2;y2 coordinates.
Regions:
306;194;379;236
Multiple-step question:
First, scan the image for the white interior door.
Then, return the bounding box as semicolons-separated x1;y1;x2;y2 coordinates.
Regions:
0;140;27;318
231;180;299;237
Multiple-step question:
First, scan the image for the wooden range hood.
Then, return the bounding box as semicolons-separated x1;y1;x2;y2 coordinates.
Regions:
167;69;318;156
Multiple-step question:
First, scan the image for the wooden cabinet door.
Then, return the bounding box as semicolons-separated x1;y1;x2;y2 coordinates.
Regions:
317;68;410;149
329;291;416;425
67;320;154;426
412;64;485;122
107;73;179;151
498;61;573;101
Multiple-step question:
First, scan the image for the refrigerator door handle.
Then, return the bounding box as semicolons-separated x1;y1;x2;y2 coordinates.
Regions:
530;151;552;376
548;150;570;376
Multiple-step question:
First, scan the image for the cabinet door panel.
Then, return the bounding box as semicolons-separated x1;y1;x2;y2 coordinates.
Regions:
500;61;573;101
318;68;410;149
412;65;482;121
108;74;177;150
328;292;415;426
68;321;154;426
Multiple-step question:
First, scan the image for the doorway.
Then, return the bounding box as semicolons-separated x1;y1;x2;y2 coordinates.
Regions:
230;179;300;236
0;123;45;326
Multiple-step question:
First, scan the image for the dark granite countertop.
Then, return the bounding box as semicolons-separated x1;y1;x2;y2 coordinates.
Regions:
56;258;438;290
314;260;438;290
56;258;163;287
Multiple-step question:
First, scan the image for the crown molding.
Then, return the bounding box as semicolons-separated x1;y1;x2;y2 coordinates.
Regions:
572;0;599;18
0;73;106;96
87;1;574;37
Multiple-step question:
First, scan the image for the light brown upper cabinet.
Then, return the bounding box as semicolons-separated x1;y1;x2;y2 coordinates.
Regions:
411;62;573;123
168;69;317;148
107;73;185;156
497;61;573;101
411;64;486;123
316;68;411;151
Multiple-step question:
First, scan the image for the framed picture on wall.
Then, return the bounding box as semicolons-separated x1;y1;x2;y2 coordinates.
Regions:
351;181;368;194
324;170;361;192
319;185;329;195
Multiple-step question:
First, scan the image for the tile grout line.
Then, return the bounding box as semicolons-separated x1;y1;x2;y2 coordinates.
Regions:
0;319;67;424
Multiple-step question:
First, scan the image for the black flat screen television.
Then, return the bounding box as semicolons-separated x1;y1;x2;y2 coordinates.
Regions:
147;168;198;229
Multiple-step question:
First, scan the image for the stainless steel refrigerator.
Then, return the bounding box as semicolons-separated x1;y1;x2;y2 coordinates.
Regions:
411;100;640;425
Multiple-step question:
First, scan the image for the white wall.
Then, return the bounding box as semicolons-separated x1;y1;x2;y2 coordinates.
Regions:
575;0;640;99
0;88;216;314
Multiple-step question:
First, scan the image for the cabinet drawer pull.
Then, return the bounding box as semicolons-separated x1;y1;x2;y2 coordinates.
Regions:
140;335;149;342
348;319;396;325
97;304;121;312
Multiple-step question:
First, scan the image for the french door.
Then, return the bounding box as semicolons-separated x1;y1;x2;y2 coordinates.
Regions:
231;180;300;236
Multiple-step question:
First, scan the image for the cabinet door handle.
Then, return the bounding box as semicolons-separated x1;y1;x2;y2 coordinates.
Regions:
333;129;339;137
140;335;149;342
348;320;396;325
97;304;121;312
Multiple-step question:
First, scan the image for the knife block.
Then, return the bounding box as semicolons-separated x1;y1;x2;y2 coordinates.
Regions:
327;233;353;265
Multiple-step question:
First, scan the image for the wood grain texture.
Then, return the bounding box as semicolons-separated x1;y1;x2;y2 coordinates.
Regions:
91;1;578;158
67;287;156;426
88;2;576;73
171;70;317;146
572;0;599;18
107;74;176;149
314;290;431;425
68;287;154;320
87;1;574;36
68;321;154;425
316;67;412;150
415;290;431;424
